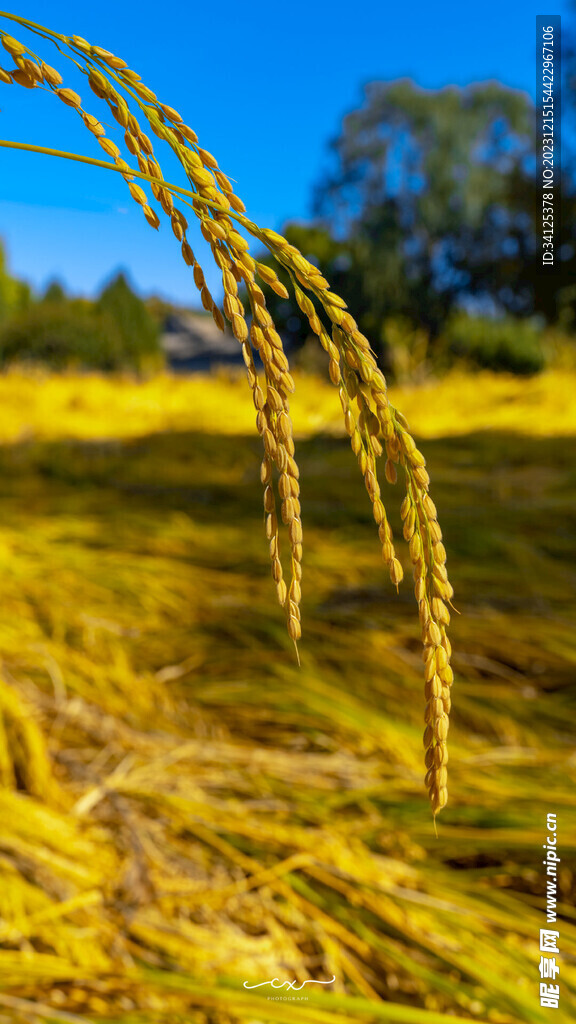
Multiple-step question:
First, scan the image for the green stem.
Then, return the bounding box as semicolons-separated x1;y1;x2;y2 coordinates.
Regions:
0;137;300;290
0;137;207;202
0;10;67;42
0;138;265;242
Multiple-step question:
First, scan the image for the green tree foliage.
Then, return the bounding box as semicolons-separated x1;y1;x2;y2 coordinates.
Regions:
0;249;164;372
441;312;545;375
313;79;575;332
0;241;31;324
42;279;67;304
0;301;124;370
96;272;162;371
257;80;575;372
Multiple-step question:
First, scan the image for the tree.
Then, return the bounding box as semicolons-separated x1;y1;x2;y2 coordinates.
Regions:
311;79;574;343
96;271;163;372
0;301;124;370
42;279;67;304
0;240;31;324
0;255;164;371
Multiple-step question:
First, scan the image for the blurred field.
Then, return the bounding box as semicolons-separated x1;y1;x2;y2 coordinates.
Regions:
1;365;576;442
0;367;575;1023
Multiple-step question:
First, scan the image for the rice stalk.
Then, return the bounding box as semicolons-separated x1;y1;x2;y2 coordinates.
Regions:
0;12;456;814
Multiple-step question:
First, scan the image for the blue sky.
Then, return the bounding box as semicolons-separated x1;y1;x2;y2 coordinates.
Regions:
0;0;573;305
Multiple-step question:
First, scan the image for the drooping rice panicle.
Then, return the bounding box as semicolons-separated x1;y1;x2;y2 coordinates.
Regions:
0;13;457;815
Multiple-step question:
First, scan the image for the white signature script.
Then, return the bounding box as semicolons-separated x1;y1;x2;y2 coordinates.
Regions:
243;975;336;991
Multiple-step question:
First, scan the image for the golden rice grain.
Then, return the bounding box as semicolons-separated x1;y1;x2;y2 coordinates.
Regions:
71;34;91;52
160;102;182;123
18;56;42;81
128;182;147;205
56;87;82;107
389;558;404;586
1;34;25;56
88;68;110;95
83;113;105;136
384;460;397;485
91;46;127;70
11;67;36;88
143;205;160;229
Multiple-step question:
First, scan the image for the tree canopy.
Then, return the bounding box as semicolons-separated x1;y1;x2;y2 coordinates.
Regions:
255;79;575;368
0;252;163;372
315;79;573;329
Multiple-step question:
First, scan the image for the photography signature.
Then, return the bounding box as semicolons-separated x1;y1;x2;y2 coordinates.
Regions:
243;975;336;991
